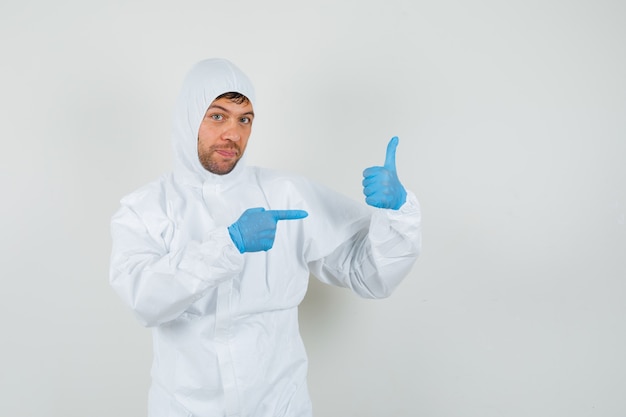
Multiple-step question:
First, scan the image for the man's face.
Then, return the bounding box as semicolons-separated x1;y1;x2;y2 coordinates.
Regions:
198;96;254;175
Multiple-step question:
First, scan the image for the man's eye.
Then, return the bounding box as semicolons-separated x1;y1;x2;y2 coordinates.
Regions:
240;117;251;124
211;114;223;121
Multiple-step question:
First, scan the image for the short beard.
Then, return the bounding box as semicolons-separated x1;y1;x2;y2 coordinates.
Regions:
198;146;241;175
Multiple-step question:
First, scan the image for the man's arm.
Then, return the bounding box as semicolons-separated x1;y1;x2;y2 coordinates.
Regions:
307;137;421;298
308;191;421;298
109;202;243;327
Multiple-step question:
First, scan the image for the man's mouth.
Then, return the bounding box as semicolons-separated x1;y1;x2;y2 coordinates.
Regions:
214;148;238;158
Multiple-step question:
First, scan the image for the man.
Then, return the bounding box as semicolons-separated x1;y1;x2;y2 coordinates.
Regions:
110;58;421;417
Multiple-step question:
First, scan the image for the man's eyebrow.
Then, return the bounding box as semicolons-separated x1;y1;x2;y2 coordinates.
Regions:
207;104;229;112
207;104;254;117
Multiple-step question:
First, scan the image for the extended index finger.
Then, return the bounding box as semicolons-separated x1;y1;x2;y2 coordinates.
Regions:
269;209;309;221
384;136;399;170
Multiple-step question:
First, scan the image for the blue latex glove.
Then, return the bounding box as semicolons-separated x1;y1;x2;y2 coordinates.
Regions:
362;136;407;210
228;207;308;253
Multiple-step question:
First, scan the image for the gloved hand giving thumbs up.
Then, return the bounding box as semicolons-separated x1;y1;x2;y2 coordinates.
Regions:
362;136;407;210
228;207;308;253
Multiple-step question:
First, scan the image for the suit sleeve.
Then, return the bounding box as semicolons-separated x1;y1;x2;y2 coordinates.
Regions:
307;190;421;299
109;202;243;327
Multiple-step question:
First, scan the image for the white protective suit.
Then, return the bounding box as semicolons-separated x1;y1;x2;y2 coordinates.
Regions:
110;58;422;417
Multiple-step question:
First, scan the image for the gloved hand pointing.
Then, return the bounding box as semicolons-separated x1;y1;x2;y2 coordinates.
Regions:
362;136;407;210
228;207;308;253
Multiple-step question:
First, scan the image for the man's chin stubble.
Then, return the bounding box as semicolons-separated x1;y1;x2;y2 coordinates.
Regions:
200;158;238;175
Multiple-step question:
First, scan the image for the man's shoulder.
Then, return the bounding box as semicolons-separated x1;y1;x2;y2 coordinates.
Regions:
251;166;352;204
253;166;313;186
117;173;178;216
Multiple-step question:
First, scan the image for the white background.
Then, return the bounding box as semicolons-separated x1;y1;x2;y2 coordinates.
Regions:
1;0;625;416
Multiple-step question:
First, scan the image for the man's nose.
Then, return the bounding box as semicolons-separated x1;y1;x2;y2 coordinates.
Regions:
222;122;241;142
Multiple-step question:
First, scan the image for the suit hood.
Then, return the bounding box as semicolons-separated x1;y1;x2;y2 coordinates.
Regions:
171;58;256;186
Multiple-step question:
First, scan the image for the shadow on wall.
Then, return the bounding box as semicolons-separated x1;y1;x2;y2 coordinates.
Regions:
298;276;355;349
